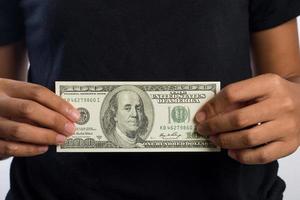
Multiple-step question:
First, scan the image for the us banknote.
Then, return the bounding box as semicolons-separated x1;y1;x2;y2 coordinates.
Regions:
55;82;220;152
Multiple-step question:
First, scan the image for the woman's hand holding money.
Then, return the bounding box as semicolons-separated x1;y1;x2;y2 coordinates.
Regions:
195;73;300;165
0;78;80;159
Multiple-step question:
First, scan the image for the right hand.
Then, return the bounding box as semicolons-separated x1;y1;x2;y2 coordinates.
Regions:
0;78;80;159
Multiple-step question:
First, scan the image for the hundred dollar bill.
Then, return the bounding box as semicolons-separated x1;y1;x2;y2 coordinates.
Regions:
55;81;220;152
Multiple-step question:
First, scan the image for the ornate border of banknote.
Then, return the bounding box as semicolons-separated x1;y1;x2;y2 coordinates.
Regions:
56;81;221;152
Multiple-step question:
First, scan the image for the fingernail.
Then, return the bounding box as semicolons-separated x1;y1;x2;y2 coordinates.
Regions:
39;146;49;153
64;123;76;136
196;112;206;122
67;108;81;122
56;134;67;144
228;150;236;159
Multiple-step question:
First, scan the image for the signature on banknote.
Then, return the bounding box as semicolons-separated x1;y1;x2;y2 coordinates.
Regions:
159;132;181;139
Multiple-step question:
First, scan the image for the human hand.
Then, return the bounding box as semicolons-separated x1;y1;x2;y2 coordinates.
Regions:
0;78;80;158
195;73;300;164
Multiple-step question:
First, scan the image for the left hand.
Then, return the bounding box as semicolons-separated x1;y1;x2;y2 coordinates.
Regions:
195;73;300;164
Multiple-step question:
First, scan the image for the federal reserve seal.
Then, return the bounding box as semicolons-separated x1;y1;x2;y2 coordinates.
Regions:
76;107;90;125
171;106;189;123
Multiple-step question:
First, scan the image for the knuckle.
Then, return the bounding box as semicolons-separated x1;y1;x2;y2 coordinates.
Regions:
19;101;35;117
57;101;69;113
45;134;55;144
281;98;295;112
242;131;257;147
30;85;48;101
218;135;229;148
203;102;216;117
10;126;24;141
232;113;248;128
36;129;57;145
288;119;298;131
257;152;270;164
50;134;60;144
0;78;8;89
266;73;282;86
223;85;238;103
42;131;57;144
287;141;298;155
289;146;297;155
51;115;67;132
49;114;61;127
4;144;18;156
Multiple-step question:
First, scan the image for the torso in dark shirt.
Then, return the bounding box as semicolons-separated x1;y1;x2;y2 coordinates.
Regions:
5;0;287;199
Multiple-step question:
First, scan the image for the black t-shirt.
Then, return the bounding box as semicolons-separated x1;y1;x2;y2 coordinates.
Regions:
1;0;300;199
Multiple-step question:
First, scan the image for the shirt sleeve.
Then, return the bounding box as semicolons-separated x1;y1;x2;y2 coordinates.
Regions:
0;0;25;45
249;0;300;32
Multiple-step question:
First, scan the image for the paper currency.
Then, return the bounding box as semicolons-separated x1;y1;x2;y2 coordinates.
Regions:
55;81;220;152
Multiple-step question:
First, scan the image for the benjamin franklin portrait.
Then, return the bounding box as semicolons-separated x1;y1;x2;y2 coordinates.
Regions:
101;86;153;148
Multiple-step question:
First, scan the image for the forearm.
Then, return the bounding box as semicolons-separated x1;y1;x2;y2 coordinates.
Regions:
251;19;300;82
0;40;28;81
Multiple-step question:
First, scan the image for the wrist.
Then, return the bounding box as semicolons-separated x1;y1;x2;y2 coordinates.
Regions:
0;156;11;161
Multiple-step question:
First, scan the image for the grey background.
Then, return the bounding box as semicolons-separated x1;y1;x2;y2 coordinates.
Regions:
0;17;300;200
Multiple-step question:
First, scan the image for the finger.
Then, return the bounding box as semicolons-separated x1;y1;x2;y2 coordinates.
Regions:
0;97;76;136
9;117;39;126
0;117;67;145
197;98;279;135
2;80;80;122
209;120;285;149
0;139;49;157
227;140;297;165
196;74;280;121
